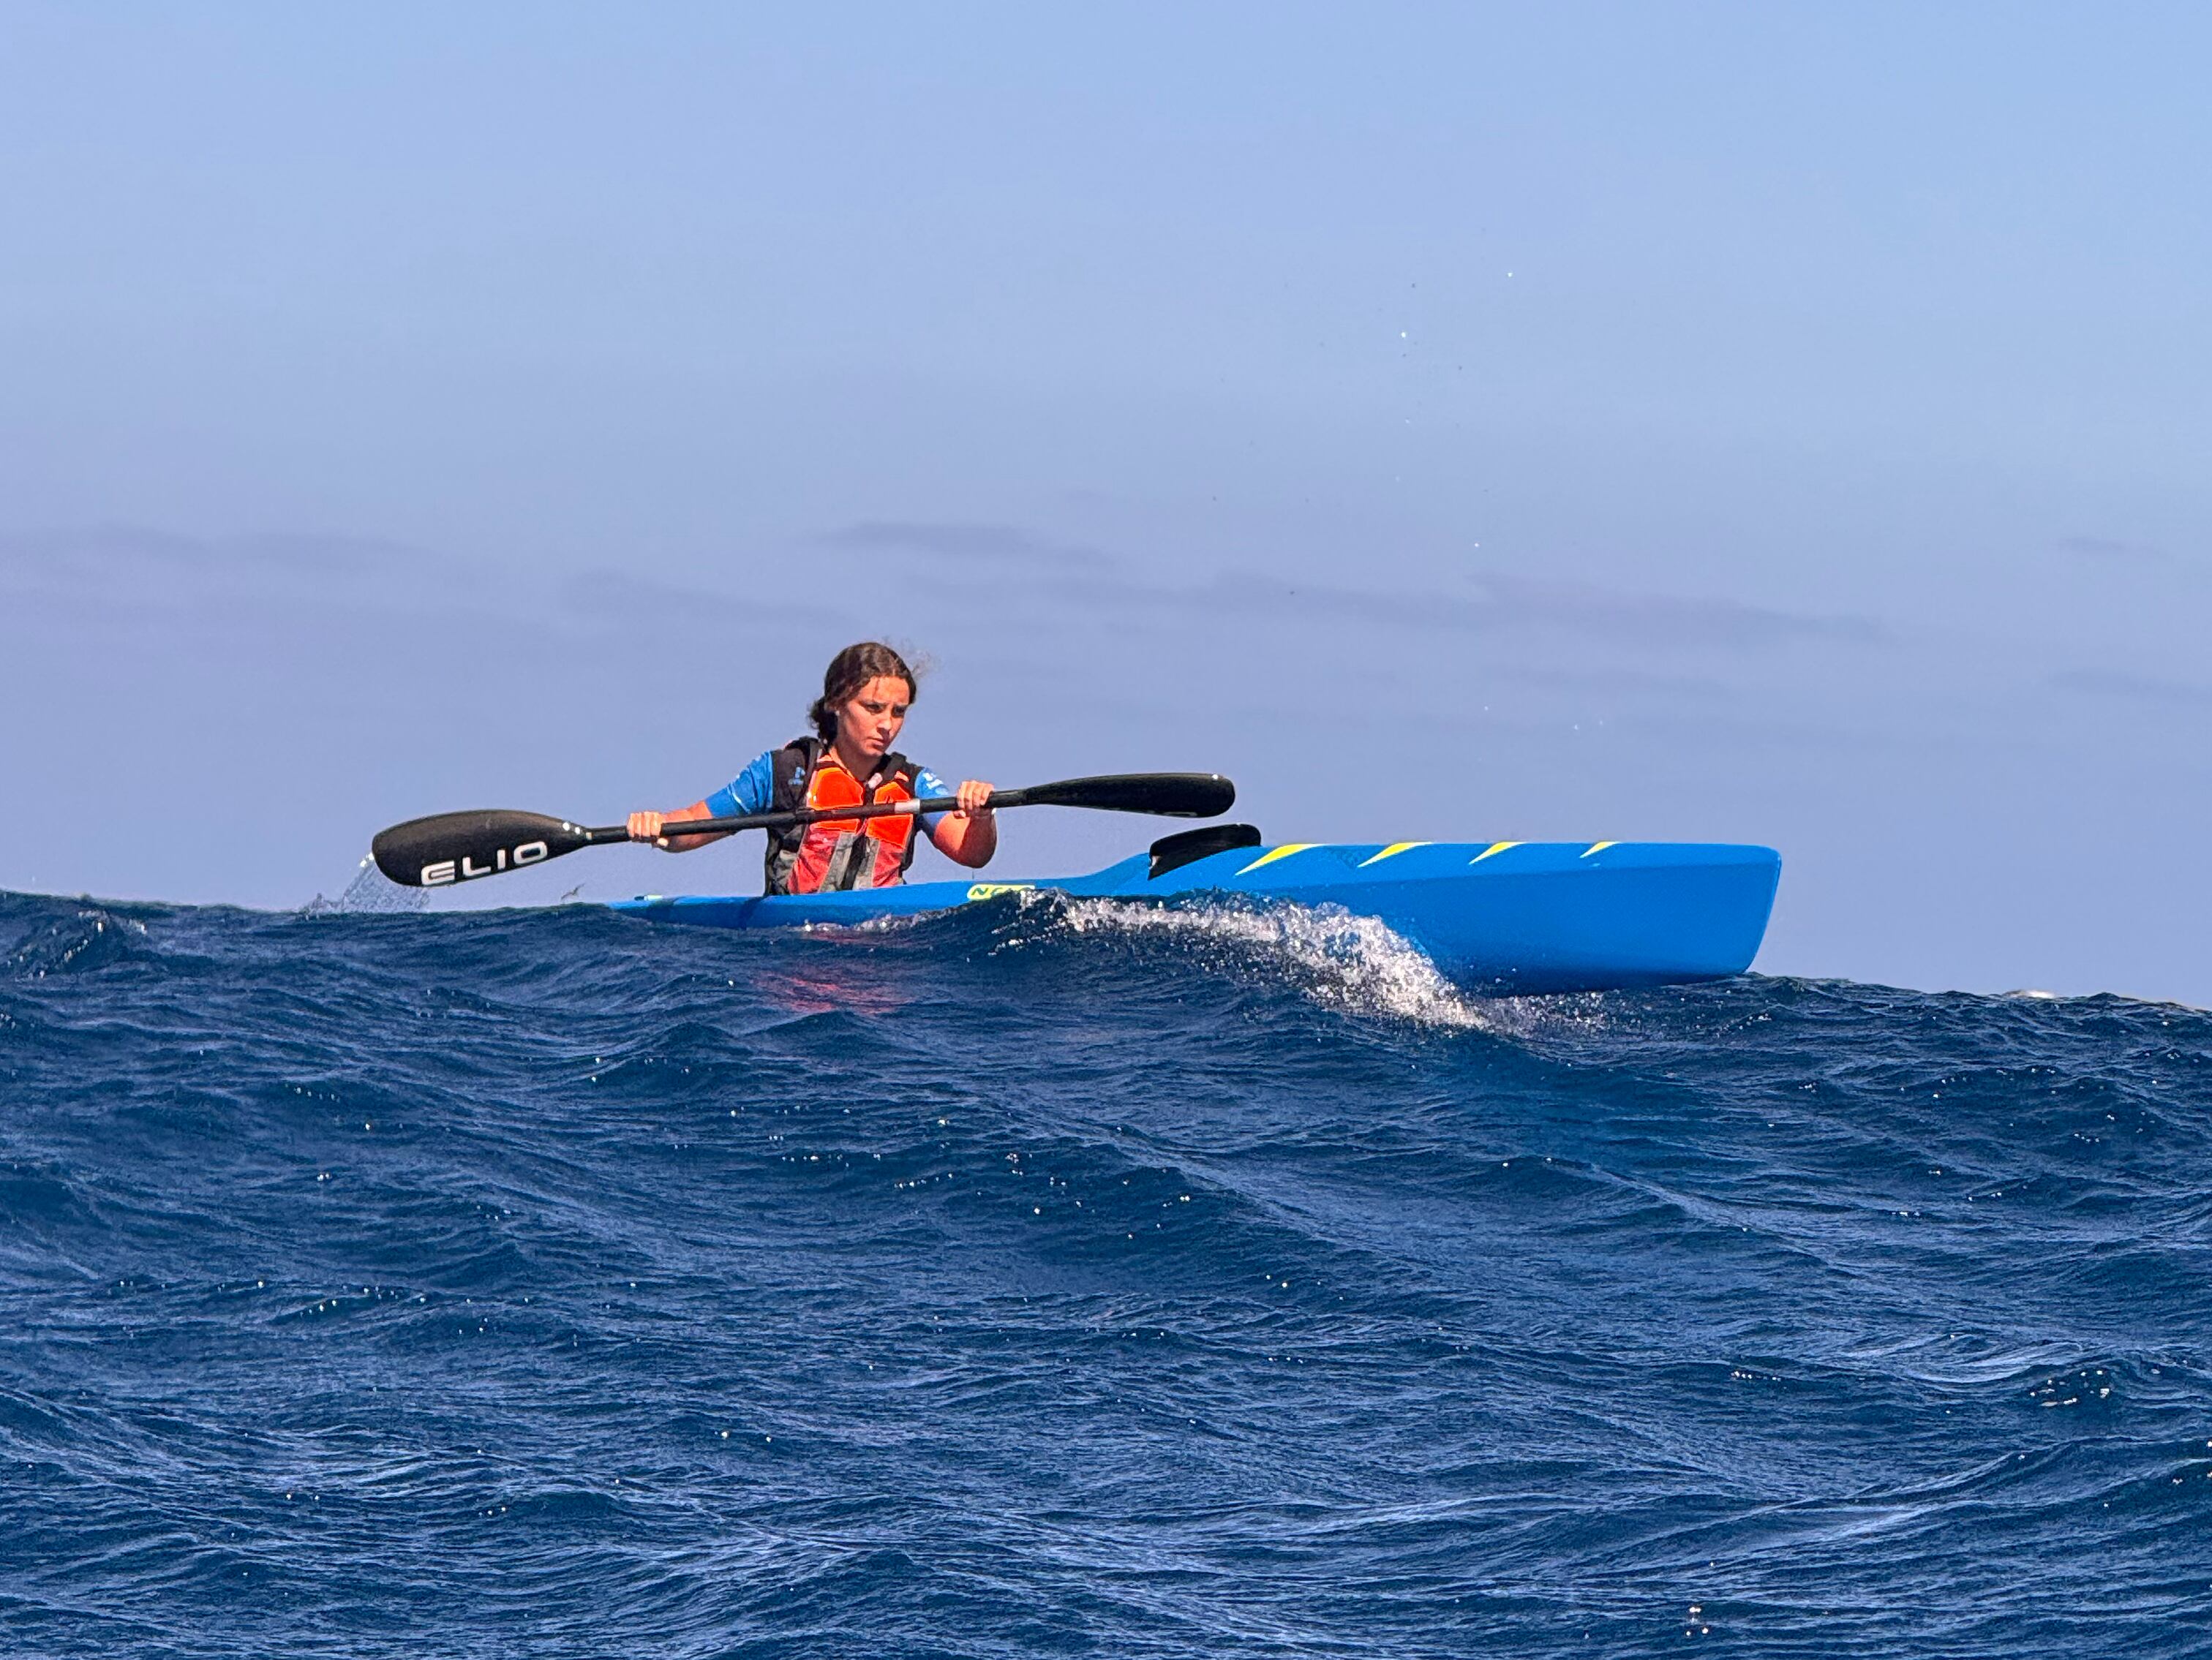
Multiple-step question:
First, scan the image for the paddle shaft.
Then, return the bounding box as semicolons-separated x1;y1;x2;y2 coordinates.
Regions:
609;792;1005;845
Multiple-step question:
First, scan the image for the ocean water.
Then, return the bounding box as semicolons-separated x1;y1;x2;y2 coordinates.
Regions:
3;886;2208;1658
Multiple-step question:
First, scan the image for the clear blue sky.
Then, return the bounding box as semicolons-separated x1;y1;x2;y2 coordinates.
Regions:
4;4;2208;999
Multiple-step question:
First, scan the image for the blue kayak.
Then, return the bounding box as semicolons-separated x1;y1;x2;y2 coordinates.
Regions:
612;836;1781;995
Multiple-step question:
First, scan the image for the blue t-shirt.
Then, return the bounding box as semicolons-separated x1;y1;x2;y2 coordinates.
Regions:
704;750;955;829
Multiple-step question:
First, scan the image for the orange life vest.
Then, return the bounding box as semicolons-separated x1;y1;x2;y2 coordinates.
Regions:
764;738;923;896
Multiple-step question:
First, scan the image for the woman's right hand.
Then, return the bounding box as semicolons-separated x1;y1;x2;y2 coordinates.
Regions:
627;810;666;845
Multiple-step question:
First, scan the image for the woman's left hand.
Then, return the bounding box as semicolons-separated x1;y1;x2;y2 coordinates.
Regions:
955;780;995;816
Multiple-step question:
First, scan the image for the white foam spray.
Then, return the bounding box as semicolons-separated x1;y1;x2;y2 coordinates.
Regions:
1039;896;1603;1035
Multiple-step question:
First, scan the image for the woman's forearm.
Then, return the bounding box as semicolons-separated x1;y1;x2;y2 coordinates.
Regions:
934;810;997;868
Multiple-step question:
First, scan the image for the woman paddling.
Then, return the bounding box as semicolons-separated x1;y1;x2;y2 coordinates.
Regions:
626;641;998;894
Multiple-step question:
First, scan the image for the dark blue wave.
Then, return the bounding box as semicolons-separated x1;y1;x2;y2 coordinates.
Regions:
2;889;2208;1656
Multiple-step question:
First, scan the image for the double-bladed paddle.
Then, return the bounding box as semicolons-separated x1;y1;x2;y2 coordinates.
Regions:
370;772;1236;889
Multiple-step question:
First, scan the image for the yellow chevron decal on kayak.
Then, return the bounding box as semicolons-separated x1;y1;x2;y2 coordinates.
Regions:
1580;841;1618;859
966;883;1037;900
1238;843;1317;875
1470;842;1521;863
1357;842;1429;867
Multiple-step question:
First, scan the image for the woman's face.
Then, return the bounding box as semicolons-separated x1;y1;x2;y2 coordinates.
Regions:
835;675;911;761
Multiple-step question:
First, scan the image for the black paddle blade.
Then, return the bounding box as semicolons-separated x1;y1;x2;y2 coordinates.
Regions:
1007;773;1235;818
1148;821;1263;879
371;810;597;888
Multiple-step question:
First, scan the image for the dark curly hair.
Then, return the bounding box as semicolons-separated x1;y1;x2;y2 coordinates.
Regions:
808;641;918;742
